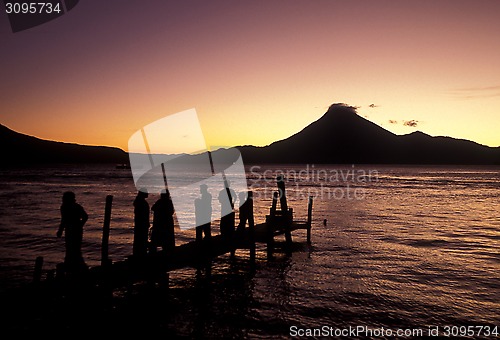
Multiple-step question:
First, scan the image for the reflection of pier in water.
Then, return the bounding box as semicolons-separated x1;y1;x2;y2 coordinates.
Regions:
31;176;314;298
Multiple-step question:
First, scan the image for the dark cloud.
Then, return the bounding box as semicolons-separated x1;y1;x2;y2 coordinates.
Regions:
388;119;420;127
328;103;359;111
403;120;418;127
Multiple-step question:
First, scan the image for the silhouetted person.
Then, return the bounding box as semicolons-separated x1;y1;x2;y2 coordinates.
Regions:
218;179;236;238
195;184;212;242
133;189;150;257
237;192;250;233
57;191;88;271
151;189;175;252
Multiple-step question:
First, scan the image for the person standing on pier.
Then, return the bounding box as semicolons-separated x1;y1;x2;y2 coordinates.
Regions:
57;191;88;271
151;189;175;252
133;189;150;257
195;184;212;242
218;179;236;238
237;191;250;233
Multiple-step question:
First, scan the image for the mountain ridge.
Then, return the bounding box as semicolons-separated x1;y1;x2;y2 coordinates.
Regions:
0;123;128;166
1;104;499;165
237;104;500;165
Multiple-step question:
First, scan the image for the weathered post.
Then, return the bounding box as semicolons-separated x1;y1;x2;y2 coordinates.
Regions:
276;175;288;212
267;191;278;258
248;191;255;262
99;195;114;296
307;196;313;244
230;214;236;260
101;195;113;267
277;176;292;245
33;256;43;283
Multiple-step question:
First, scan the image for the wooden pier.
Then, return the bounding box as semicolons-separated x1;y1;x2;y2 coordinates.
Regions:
33;176;314;294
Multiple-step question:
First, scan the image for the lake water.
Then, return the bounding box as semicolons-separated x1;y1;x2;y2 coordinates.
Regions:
0;164;499;337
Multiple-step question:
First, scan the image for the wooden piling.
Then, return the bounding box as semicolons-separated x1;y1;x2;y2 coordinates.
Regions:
284;215;293;245
277;176;292;245
248;191;256;261
271;190;277;214
101;195;113;267
230;210;236;260
276;175;288;212
33;256;43;283
267;191;278;257
307;196;313;244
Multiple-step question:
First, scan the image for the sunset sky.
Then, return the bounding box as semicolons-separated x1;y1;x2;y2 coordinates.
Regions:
1;0;499;153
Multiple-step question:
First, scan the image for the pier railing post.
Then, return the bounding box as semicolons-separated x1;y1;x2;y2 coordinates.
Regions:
271;190;277;213
307;196;313;244
248;191;255;262
277;175;288;212
277;175;292;245
267;191;278;258
101;195;113;267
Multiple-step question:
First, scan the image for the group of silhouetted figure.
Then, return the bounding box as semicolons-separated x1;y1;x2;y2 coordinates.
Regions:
132;188;175;257
57;179;251;272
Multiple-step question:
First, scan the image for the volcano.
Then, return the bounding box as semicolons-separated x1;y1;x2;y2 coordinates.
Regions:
237;104;500;165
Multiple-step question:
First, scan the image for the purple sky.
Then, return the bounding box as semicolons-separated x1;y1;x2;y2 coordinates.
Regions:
1;1;499;151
